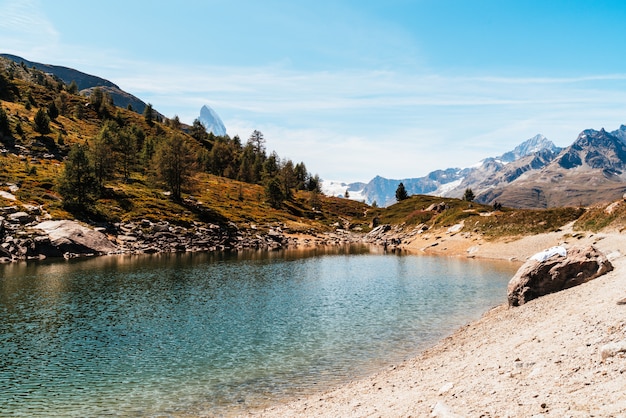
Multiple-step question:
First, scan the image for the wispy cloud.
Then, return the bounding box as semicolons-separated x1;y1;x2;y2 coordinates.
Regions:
3;0;626;181
100;59;626;180
0;0;59;55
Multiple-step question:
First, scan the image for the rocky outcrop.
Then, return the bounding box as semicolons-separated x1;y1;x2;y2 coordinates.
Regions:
507;245;613;307
34;220;118;258
0;201;363;263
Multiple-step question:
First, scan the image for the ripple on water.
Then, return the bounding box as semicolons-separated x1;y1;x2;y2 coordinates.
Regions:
0;249;518;416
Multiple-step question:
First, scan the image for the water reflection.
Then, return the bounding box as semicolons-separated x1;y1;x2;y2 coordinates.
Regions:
0;246;518;417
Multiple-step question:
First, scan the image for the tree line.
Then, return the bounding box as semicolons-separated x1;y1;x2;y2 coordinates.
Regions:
0;62;322;212
59;122;321;210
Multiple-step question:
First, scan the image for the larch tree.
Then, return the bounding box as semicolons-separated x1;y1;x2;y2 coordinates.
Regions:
91;121;118;190
248;130;265;154
58;143;99;209
154;134;198;201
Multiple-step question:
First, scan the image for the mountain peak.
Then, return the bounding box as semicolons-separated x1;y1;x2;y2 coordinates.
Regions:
198;105;227;136
611;125;626;143
559;127;626;170
498;134;559;163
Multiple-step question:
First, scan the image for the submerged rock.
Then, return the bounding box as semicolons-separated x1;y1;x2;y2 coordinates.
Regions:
507;245;613;307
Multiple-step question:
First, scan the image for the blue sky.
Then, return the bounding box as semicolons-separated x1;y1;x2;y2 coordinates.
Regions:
2;0;626;182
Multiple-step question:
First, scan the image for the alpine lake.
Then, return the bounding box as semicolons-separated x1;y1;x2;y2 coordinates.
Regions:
0;245;519;417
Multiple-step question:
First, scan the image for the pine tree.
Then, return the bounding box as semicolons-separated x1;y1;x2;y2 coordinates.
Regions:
117;126;137;181
265;177;285;208
89;87;104;109
33;108;51;135
189;119;209;143
307;174;322;192
280;159;296;199
67;80;78;94
395;182;409;201
58;144;98;209
0;106;10;137
263;151;280;180
237;143;256;183
248;130;265;154
294;162;308;190
47;101;59;120
91;121;118;189
463;188;475;202
143;103;154;126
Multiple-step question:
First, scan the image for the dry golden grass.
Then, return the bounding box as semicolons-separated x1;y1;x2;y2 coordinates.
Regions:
3;61;625;239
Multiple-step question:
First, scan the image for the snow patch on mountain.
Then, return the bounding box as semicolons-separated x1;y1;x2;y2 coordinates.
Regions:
321;133;561;207
433;178;464;196
321;180;367;201
499;134;556;162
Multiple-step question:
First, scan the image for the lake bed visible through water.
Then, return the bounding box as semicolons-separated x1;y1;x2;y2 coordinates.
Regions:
0;246;518;416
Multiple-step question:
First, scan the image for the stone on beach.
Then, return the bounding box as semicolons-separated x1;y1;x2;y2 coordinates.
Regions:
600;340;626;360
507;245;613;307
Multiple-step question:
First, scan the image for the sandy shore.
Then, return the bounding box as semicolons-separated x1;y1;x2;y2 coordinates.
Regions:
252;224;626;417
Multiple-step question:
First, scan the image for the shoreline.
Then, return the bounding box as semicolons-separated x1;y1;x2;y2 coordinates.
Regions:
252;227;626;417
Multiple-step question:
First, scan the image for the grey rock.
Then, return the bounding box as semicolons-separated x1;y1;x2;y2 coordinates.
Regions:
34;220;118;257
8;212;32;224
507;246;613;307
152;223;171;233
0;206;18;214
600;341;626;360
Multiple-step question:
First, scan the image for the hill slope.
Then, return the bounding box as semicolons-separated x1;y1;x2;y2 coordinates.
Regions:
0;56;371;237
1;53;150;114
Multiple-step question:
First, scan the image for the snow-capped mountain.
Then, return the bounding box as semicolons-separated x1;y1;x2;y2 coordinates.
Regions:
198;105;227;136
325;125;626;209
327;134;561;207
498;134;559;162
321;180;368;201
478;127;626;208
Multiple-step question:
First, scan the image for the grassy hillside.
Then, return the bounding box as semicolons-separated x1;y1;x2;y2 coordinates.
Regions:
2;56;624;242
369;194;585;239
0;58;372;234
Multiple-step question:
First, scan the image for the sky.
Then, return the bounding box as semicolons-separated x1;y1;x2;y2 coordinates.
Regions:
2;0;626;182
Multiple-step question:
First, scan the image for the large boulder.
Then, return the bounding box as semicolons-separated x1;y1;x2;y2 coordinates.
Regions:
507;245;613;307
33;220;118;257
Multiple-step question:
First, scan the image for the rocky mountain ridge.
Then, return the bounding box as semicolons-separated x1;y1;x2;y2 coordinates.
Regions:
0;53;151;114
330;126;626;208
481;126;626;208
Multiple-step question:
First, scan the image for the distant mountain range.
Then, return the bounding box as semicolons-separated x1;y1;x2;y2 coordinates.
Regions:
0;53;150;114
323;127;626;209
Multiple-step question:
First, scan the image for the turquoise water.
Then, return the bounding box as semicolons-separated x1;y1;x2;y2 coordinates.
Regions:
0;246;518;417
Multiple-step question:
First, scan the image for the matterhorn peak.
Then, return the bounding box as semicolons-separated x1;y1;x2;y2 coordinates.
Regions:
198;105;227;136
